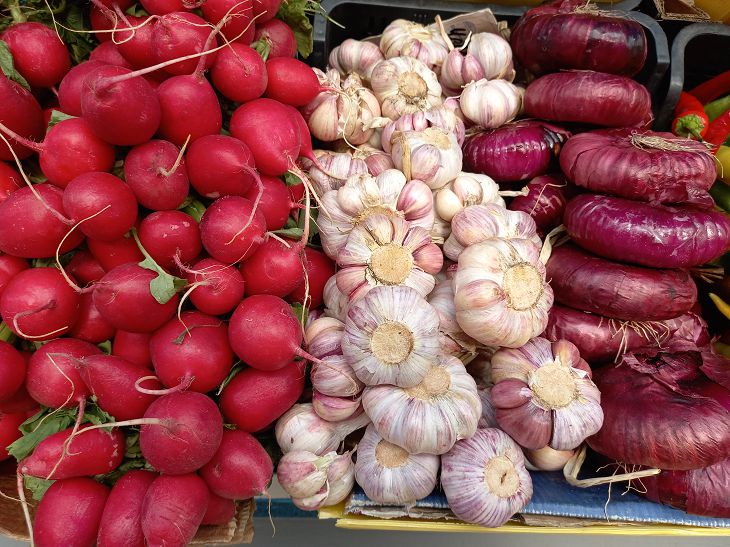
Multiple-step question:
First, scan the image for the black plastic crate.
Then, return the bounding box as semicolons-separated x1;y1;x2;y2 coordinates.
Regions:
654;22;730;130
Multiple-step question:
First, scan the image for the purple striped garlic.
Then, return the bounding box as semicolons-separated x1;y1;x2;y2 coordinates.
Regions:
323;452;355;506
278;450;336;498
342;285;440;388
381;105;466;154
352;144;394;176
491;337;603;451
306;316;346;359
391;127;463;190
362;354;481;455
312;391;363;422
306;316;363;398
454;238;553;348
478;386;498;429
307;150;369;196
468;33;515;81
371;57;442;120
323;277;349;323
336;215;443;302
427;278;481;361
434;172;504;223
318;169;434;260
440;49;485;97
329;39;385;82
379;20;449;72
460;79;523;129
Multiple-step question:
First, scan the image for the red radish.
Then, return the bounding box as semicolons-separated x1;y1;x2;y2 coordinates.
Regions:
19;425;125;479
33;478;109;547
0;268;80;341
253;18;297;59
139;210;202;271
201;0;255;44
89;41;133;68
57;61;106;117
199;196;267;263
113;331;153;369
81;64;162;146
123;140;189;211
240;238;304;297
220;363;305;432
140;391;223;474
202;490;236;525
78;355;161;421
288;105;317;164
66;250;105;285
0;161;21;202
93;263;179;333
87;234;144;272
288;247;336;309
0;76;44;160
0;341;25;403
1;22;71;88
199;429;273;499
265;57;321;106
90;6;115;44
153;12;216;75
0;411;26;461
210;43;268;103
0;253;28;299
149;311;234;393
184;258;246;316
0;184;83;258
141;474;208;546
140;0;193;14
115;15;158;69
66;293;116;344
243;175;297;230
186;135;257;198
0;389;37;415
156;75;223;147
97;470;157;547
253;0;281;23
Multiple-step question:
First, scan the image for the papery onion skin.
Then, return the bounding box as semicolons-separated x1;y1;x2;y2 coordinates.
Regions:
564;194;730;269
560;130;716;206
511;0;647;77
462;121;570;183
507;175;573;236
524;71;652;128
546;244;698;321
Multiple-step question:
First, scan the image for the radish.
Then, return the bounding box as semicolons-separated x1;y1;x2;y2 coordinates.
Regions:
90;5;115;44
202;490;236;525
199;429;273;499
67;250;105;285
97;470;157;547
140;0;194;14
89;41;133;69
33;478;109;547
139;210;202;271
149;311;234;393
265;57;321;106
113;331;153;369
87;233;144;272
240;238;304;297
58;61;106;117
0;267;80;341
243;174;298;231
123;140;189;211
67;293;116;344
141;473;209;546
0;76;44;160
153;12;216;75
288;105;317;165
0;161;21;202
210;43;268;103
253;18;297;59
253;0;281;23
156;74;223;147
201;0;255;44
199;196;267;263
1;22;70;88
0;341;25;403
288;247;335;309
115;15;158;69
0;253;28;299
0;384;37;415
0;184;83;258
0;411;26;461
186;135;258;198
183;258;246;316
93;263;179;333
220;363;305;432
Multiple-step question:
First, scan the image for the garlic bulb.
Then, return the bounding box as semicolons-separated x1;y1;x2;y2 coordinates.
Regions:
381;105;466;154
329;39;385;82
491;337;603;451
443;204;540;262
311;354;364;398
342;285;440;388
313;391;363;422
308;150;369;196
460;79;523;129
318;169;434;259
323;276;349;323
336;214;443;302
362;355;481;455
431;215;452;241
524;446;575;472
478;386;499;429
454;238;554;348
354;424;439;504
434;172;505;223
371;57;442;120
439;49;485;97
441;428;533;527
468;33;514;81
292;487;329;511
277;450;336;498
306;316;345;359
379;20;449;72
352;145;395;176
391;127;463;190
427;278;480;361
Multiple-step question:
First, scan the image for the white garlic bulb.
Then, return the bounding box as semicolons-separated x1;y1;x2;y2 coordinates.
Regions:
460;79;523;129
434;172;505;223
381;105;466;154
277;450;336;498
323;276;349;323
390;127;463;190
379;19;449;72
308;150;370;197
427;278;481;361
468;33;515;81
370;57;443;120
342;285;440;388
354;424;439;504
329;39;385;82
362;355;481;455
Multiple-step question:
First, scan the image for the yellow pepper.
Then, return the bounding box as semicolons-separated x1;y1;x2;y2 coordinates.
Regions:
709;292;730;320
717;145;730;184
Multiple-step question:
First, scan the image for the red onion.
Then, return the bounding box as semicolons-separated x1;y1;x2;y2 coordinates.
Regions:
511;0;647;77
462;121;570;183
564;194;730;268
588;350;730;470
524;71;652;128
507;175;573;236
546;244;698;321
560;130;716;206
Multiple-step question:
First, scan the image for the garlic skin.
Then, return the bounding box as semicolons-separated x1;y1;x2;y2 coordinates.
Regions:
329;39;385;82
491;337;603;451
443;204;541;262
292;486;329;511
362;355;481;455
311;354;364;398
478;386;499;429
354;424;439;504
336;214;443;302
371;57;443;120
308;150;369;196
460;79;523;129
318;169;435;260
427;278;481;361
468;33;515;81
524;446;575;472
454;238;554;348
441;428;533;527
342;285;440;388
277;450;335;498
306;316;345;359
432;215;452;241
380;20;449;72
434;172;505;223
323;461;356;506
353;145;395;176
391;127;463;190
439;49;485;97
313;391;363;422
381;105;466;154
323;277;349;323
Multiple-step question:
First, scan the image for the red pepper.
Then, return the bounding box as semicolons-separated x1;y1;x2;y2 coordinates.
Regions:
674;91;705;116
704;110;730;147
672;92;709;140
690;70;730;104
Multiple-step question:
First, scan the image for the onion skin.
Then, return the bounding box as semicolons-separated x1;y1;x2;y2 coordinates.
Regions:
511;0;647;77
462;121;570;183
524;71;652;128
564;194;730;268
560;130;716;206
507;175;573;236
546;244;698;321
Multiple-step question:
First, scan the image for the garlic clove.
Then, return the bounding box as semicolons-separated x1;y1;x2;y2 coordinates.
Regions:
308;150;369;196
311;354;364;398
327;451;354;483
292;485;330;511
323;463;355;507
313;391;363;422
277;450;336;499
460;79;524;129
391;127;463;190
323;276;349;323
467;33;514;81
478;386;499;429
305;316;345;359
524;446;575;472
397;180;435;227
